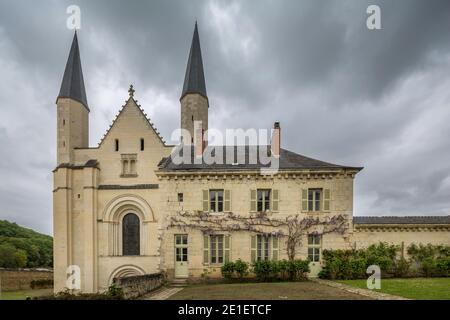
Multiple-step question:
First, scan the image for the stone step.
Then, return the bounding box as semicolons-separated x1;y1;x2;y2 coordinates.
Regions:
171;278;188;287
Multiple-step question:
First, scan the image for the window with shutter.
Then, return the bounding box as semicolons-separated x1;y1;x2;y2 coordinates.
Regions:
203;235;210;264
209;190;224;212
224;190;231;212
324;189;331;211
272;237;279;261
250;190;257;212
302;189;308;211
251;235;257;263
272;189;279;212
224;235;231;262
202;190;209;212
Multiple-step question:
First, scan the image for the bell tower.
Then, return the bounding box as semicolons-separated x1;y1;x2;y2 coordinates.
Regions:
56;31;89;164
180;22;208;144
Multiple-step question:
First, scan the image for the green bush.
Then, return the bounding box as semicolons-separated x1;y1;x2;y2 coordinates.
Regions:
234;259;249;279
407;243;450;277
320;243;450;280
393;257;411;278
221;261;235;280
320;243;406;280
436;257;450;276
286;259;310;280
107;283;124;299
253;260;273;281
252;259;309;282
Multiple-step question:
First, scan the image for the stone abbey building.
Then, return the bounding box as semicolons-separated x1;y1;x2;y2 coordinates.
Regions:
53;24;450;293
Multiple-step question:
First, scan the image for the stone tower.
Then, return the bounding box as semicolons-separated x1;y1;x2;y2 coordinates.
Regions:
56;31;89;164
180;22;208;144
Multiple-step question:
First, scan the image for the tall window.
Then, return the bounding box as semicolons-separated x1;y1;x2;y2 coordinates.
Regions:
209;190;224;212
115;139;119;151
203;235;230;264
140;138;144;151
257;235;270;261
122;213;140;256
308;189;322;212
307;234;321;262
257;189;271;212
251;234;279;262
210;235;224;264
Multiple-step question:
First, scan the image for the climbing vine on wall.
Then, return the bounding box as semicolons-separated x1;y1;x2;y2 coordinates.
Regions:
168;211;349;260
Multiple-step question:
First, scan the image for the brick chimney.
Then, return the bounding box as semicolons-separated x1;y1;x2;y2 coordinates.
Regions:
271;122;280;157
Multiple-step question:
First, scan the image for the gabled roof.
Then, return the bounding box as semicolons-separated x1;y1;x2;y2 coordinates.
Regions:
58;32;89;111
181;22;207;100
97;96;166;147
158;145;363;172
354;216;450;225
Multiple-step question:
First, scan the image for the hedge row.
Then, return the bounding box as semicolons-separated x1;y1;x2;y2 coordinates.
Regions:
221;259;310;281
319;243;450;280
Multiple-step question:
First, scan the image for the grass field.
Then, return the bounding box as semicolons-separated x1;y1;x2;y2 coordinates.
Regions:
168;281;372;300
0;288;53;300
336;278;450;300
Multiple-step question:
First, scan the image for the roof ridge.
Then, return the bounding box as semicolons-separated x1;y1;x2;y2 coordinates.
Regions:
98;96;166;147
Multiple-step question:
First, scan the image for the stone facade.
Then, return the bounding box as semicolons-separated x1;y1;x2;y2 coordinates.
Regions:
53;28;450;294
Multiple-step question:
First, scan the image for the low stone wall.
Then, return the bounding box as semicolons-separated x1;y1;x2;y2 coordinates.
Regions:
0;268;53;291
113;272;165;299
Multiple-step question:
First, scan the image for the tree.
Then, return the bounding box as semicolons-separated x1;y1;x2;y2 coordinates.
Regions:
168;211;349;260
0;244;28;268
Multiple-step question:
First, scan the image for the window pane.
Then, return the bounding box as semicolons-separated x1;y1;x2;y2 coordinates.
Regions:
257;190;263;202
218;201;223;212
257;201;263;212
210;191;216;212
308;235;313;245
265;199;270;211
122;213;140;256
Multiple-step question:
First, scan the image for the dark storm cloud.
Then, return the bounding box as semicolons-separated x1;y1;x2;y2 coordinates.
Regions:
0;0;449;234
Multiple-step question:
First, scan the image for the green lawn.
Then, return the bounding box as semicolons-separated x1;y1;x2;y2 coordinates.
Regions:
168;281;371;300
336;278;450;300
0;288;53;300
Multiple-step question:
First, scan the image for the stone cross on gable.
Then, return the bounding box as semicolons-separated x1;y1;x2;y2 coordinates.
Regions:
128;84;135;98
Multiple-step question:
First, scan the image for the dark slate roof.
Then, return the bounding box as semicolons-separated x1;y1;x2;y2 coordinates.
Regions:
54;159;98;171
181;22;207;100
354;216;450;225
158;146;363;172
58;32;89;111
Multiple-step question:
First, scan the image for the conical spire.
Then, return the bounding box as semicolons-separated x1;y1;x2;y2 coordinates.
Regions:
181;22;207;100
58;31;89;110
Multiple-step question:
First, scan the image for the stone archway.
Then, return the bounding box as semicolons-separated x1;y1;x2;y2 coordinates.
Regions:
108;264;145;284
102;194;155;256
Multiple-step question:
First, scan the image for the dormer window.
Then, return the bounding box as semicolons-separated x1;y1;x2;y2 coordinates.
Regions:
120;154;137;177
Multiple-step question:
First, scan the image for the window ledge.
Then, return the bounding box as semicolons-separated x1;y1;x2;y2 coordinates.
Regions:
120;174;138;178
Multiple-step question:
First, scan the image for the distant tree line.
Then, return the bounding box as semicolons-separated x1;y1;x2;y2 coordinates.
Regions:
0;220;52;268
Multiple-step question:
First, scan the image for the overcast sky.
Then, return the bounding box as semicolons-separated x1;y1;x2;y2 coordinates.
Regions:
1;0;450;235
